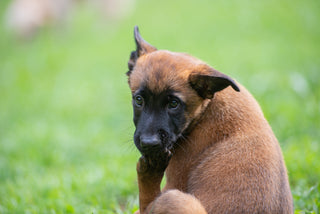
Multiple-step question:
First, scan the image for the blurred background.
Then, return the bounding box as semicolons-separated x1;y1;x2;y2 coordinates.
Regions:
0;0;319;213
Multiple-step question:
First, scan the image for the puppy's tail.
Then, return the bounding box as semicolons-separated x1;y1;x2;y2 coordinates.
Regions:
151;189;207;214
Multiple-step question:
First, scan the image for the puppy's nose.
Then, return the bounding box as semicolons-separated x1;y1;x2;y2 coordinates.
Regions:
140;135;161;149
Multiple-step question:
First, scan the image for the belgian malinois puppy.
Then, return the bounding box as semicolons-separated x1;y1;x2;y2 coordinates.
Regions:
127;26;293;214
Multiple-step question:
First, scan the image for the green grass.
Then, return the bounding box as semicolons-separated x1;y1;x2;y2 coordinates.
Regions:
0;0;319;213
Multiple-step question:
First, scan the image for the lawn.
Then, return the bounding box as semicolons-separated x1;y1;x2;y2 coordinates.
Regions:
0;0;319;213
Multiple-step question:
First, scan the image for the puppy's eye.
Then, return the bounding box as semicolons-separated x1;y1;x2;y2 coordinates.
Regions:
168;98;179;109
134;95;144;107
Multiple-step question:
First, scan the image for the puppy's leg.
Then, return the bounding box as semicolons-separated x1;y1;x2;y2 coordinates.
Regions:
151;190;207;214
136;151;171;213
136;157;163;212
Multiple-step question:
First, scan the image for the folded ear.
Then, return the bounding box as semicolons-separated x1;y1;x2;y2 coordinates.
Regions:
189;66;240;99
127;26;157;76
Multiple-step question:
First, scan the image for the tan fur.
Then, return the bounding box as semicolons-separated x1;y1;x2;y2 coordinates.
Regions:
129;28;293;214
151;190;207;214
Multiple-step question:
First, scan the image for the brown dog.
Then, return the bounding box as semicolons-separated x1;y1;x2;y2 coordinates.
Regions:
127;26;293;214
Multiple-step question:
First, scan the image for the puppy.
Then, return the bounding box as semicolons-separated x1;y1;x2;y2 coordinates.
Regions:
127;26;293;214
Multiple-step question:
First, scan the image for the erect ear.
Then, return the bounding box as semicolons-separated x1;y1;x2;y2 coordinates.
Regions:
188;66;240;99
127;26;157;76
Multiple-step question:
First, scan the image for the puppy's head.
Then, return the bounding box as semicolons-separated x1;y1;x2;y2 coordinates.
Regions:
127;26;239;155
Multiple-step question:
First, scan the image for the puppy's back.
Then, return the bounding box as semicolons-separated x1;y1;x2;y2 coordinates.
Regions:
167;85;293;213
